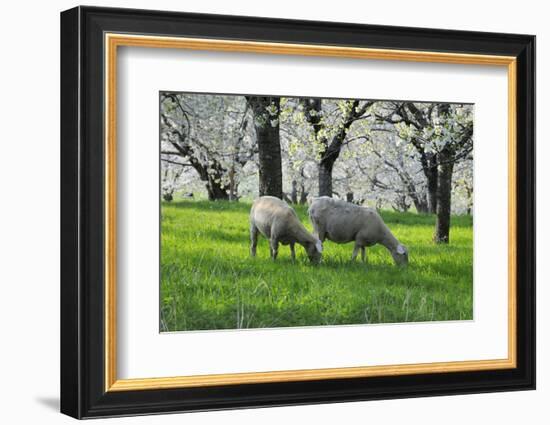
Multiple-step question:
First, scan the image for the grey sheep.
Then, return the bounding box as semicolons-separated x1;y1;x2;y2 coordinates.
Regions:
250;196;323;263
308;197;408;266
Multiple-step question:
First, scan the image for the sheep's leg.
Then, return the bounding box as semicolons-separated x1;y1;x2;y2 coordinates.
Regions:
270;239;279;260
249;224;258;257
351;244;361;261
290;243;296;261
361;247;366;263
316;229;327;242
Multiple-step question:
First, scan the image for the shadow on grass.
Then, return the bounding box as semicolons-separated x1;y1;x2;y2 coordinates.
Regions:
163;199;474;228
175;229;249;244
164;200;252;214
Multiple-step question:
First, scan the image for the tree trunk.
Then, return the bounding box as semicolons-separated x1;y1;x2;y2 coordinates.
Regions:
194;160;229;201
246;96;283;199
206;178;230;201
392;195;411;212
412;195;429;214
301;98;371;199
411;139;438;214
256;117;283;198
466;186;473;215
291;180;298;204
426;172;438;214
434;152;454;243
318;161;334;197
162;127;231;200
228;166;237;201
299;182;308;204
401;174;428;214
424;152;438;214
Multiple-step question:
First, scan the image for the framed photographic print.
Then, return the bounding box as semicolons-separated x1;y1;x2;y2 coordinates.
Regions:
60;6;536;419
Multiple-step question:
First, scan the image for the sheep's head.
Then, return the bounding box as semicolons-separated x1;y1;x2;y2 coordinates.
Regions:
391;244;409;266
306;239;323;264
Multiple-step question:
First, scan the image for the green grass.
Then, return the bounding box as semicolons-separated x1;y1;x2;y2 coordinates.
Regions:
160;200;473;331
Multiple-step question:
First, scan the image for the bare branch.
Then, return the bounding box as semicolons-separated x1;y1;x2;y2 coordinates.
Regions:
161;158;194;167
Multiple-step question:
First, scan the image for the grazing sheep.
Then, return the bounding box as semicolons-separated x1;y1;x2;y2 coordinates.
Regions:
308;197;408;266
250;196;323;263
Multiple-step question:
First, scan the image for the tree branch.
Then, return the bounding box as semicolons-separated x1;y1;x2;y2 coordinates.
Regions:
161;158;194;167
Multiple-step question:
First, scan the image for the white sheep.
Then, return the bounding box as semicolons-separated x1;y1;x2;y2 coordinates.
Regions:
250;196;323;263
308;197;408;266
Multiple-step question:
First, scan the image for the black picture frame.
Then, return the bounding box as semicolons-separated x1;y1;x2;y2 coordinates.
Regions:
61;5;536;419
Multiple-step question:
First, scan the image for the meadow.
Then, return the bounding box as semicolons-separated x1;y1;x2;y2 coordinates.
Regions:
160;200;473;332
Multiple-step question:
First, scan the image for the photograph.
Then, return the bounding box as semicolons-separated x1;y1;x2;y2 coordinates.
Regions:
159;92;474;332
57;5;536;419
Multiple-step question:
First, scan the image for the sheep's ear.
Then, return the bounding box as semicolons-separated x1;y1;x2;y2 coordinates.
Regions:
315;240;323;253
396;244;406;255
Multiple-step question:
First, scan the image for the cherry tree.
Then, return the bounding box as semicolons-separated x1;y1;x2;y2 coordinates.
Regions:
374;101;474;242
452;159;474;215
278;97;318;203
160;93;255;200
245;96;283;198
335;127;429;212
296;98;373;197
160;94;473;245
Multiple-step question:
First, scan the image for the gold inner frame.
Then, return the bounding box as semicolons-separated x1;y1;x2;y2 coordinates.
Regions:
104;33;518;392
